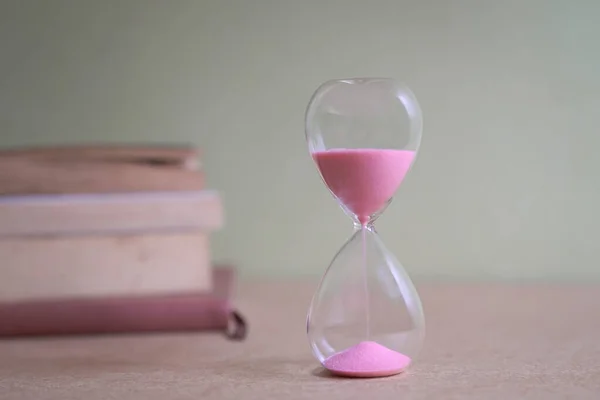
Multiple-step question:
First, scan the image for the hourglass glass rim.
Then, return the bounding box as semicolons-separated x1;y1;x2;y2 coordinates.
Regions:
313;76;409;86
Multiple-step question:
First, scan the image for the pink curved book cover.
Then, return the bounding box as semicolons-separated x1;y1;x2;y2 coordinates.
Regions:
0;267;246;340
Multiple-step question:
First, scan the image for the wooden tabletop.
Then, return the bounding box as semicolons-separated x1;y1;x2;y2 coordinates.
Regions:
1;280;599;399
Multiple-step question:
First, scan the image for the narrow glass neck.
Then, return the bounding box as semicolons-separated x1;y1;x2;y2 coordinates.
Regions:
351;211;382;230
348;197;391;228
353;221;375;231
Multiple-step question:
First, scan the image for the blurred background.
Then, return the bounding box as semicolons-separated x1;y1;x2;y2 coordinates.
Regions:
1;0;598;283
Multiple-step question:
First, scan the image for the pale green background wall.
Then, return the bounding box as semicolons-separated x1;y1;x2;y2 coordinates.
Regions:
1;0;598;281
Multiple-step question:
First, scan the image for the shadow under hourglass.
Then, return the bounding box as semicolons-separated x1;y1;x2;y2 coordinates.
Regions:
203;356;408;381
310;366;348;380
310;365;414;380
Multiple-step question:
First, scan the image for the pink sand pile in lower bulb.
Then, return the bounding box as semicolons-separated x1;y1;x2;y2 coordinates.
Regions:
323;341;411;378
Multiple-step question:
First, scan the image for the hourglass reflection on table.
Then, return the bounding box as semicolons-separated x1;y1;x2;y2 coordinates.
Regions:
305;78;425;378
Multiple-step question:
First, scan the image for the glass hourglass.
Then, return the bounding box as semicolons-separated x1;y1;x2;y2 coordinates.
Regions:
305;78;424;378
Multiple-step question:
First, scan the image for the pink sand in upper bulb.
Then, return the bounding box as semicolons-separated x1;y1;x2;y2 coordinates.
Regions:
323;341;411;378
313;148;415;224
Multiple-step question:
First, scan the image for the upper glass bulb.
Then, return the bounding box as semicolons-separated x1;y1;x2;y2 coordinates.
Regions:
305;78;423;225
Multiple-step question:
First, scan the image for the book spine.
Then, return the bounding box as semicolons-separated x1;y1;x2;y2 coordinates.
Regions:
0;296;231;336
0;158;206;196
0;190;223;236
0;232;212;302
0;144;200;169
0;268;247;340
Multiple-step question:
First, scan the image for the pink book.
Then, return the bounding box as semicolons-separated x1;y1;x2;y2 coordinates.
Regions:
0;267;246;340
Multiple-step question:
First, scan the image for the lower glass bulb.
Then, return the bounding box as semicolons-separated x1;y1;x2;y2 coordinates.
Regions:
306;225;425;378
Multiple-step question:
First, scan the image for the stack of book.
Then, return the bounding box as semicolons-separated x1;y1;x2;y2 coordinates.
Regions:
0;145;245;340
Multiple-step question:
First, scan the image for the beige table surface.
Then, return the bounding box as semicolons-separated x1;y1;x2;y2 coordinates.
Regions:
1;280;599;399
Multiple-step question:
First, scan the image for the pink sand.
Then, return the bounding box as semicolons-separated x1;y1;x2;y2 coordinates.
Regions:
323;341;411;378
313;148;415;224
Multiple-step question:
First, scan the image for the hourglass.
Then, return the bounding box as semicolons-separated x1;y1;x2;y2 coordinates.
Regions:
305;78;425;378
